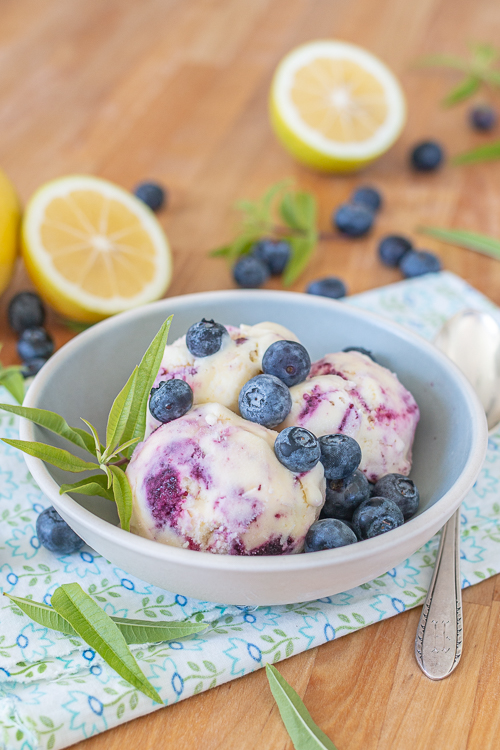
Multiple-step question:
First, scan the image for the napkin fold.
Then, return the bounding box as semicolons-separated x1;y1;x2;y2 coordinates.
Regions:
2;271;500;750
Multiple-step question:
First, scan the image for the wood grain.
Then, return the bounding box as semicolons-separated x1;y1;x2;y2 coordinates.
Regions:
1;0;500;747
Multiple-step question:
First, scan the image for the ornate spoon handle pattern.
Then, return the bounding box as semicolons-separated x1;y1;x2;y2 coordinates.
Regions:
415;509;463;680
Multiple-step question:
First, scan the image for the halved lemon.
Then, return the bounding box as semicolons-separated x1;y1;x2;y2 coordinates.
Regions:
270;40;406;172
0;168;21;297
22;175;172;322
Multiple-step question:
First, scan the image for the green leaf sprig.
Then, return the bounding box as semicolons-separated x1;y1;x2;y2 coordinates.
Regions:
0;315;172;531
0;345;25;404
415;42;500;106
452;140;500;165
5;585;206;702
266;664;338;750
417;225;500;260
210;181;319;286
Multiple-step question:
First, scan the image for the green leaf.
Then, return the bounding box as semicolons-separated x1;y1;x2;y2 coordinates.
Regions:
4;593;77;636
280;192;316;232
442;75;480;106
60;475;115;502
105;367;139;456
209;245;231;258
61;319;95;333
1;439;98;473
452;140;500;165
413;53;472;72
266;664;338;750
110;465;133;531
51;583;162;703
417;225;500;260
112;618;205;644
482;70;500;87
0;403;97;454
469;41;498;69
282;232;318;286
0;370;25;404
113;317;172;459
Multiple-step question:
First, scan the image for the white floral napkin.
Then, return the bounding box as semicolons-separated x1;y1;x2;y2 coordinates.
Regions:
1;270;500;750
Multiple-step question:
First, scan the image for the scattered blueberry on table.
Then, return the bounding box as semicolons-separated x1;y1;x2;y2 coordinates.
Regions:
36;506;85;554
400;249;442;278
262;340;311;386
333;202;375;237
306;277;347;299
238;373;291;428
352;496;404;540
149;379;194;423
378;234;413;267
410;140;444;171
469;104;497;132
8;291;45;333
274;426;321;472
233;254;270;288
133;181;167;211
186;318;228;357
252;238;291;275
351;185;383;213
17;326;54;362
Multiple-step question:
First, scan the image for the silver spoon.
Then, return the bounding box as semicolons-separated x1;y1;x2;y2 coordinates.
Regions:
415;309;500;680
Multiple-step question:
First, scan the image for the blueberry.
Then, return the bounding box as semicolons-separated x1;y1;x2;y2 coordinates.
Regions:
342;346;377;363
321;470;370;521
233;255;269;288
238;374;291;428
378;234;413;267
373;473;419;521
149;379;193;423
470;104;497;131
351;186;382;213
262;340;311;387
36;507;85;554
304;518;358;552
352;496;404;539
400;249;442;278
252;238;291;275
410;141;444;171
186;318;228;357
21;358;48;378
133;181;166;211
333;203;374;237
17;327;54;363
274;426;320;472
8;291;45;333
306;277;347;299
318;434;362;481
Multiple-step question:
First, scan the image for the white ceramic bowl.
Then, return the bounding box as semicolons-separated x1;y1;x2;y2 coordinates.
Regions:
20;290;488;605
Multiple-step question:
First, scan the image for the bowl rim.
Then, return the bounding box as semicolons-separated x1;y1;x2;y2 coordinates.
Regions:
19;288;488;573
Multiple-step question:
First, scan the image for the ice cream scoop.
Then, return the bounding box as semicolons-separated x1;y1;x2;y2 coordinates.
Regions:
128;402;325;555
281;350;419;482
145;321;299;436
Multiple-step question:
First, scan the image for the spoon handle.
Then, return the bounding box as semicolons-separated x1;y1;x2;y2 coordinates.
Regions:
415;509;463;680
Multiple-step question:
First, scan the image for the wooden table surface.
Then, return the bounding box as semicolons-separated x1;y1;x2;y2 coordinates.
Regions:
2;0;500;747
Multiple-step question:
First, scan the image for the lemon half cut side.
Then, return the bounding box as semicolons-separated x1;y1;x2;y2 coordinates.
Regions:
270;40;407;173
21;175;172;323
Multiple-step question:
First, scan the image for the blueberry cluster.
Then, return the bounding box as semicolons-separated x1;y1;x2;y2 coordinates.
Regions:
333;184;382;238
378;234;441;278
304;426;420;551
7;291;54;377
232;238;291;289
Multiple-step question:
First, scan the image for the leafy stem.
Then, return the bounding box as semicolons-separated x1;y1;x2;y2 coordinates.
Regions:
0;315;172;532
210;181;320;285
415;42;500;106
